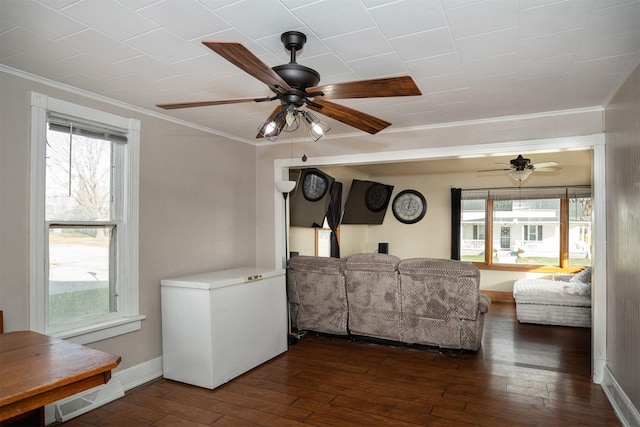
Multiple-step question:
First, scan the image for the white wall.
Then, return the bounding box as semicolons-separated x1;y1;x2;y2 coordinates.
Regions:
603;62;640;422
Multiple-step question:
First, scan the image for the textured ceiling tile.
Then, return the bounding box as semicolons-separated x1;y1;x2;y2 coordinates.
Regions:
406;53;463;79
112;54;183;81
455;28;518;62
125;28;204;64
369;0;447;39
1;0;87;39
519;0;592;39
463;53;518;81
137;0;230;40
518;54;575;80
417;72;468;93
582;1;640;39
427;87;473;106
445;0;519;39
346;52;409;79
209;0;303;40
62;0;159;41
324;28;394;62
574;30;640;62
0;27;79;63
290;0;376;39
59;29;142;64
519;29;584;60
391;28;456;62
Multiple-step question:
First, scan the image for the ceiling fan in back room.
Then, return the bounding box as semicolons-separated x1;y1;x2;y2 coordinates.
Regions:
478;154;561;183
157;31;422;143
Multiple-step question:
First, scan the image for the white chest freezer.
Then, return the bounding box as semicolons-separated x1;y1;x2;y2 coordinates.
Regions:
161;267;287;389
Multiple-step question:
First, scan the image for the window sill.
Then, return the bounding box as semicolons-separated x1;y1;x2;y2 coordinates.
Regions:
472;262;586;274
51;314;146;345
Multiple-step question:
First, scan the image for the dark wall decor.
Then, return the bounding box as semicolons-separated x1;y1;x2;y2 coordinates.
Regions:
290;168;335;227
341;179;394;225
392;189;427;224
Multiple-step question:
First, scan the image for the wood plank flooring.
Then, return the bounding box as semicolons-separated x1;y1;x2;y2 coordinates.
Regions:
60;303;620;426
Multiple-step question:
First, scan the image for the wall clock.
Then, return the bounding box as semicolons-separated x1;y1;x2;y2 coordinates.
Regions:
302;171;329;202
392;189;427;224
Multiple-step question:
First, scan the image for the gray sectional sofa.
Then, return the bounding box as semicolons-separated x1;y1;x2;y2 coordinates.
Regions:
287;253;491;351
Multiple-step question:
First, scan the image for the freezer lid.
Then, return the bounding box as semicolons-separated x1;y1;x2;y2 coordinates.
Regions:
160;267;285;290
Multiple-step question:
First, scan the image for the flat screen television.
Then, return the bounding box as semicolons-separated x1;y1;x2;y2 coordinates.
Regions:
289;169;335;227
341;179;393;225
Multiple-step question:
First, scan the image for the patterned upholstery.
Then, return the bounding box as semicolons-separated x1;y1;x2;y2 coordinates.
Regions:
345;253;402;341
287;254;490;350
287;256;348;335
398;258;486;350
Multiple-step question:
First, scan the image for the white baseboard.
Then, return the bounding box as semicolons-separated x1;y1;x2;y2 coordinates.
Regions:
602;365;640;427
112;356;164;391
45;356;164;425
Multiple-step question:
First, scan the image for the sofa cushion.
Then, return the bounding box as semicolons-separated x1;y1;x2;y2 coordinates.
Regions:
345;253;402;341
398;258;481;322
345;253;400;271
397;258;479;278
288;255;345;274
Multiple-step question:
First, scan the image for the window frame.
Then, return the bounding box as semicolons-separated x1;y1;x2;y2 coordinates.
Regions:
314;218;338;257
463;188;589;273
30;92;144;344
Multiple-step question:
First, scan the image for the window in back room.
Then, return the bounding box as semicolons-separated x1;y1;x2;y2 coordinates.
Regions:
460;187;591;271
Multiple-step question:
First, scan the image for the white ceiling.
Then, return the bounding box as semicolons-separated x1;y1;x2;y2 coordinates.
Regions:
1;0;640;145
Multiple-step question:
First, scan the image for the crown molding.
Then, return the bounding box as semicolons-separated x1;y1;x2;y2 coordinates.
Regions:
0;65;254;145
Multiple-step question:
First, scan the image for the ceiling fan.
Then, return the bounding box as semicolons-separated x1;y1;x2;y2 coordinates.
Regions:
156;31;422;140
478;154;560;182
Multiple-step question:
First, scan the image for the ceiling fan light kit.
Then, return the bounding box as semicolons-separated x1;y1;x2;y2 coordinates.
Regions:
157;31;422;142
509;169;533;182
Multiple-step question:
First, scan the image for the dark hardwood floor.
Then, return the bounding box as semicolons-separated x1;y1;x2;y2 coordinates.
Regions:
61;303;620;426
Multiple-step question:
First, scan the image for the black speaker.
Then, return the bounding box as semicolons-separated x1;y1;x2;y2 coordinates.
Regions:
378;243;388;254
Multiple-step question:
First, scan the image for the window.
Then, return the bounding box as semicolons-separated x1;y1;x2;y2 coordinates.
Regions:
473;225;485;240
460;187;591;271
524;225;543;241
314;218;337;257
30;93;143;344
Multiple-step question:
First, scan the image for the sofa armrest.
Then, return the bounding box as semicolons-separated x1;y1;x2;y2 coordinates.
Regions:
478;294;491;314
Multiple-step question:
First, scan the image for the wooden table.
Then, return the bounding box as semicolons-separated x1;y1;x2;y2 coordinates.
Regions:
0;331;121;426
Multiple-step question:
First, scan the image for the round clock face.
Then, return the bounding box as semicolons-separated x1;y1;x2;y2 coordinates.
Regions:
365;183;390;212
392;190;427;224
302;172;328;202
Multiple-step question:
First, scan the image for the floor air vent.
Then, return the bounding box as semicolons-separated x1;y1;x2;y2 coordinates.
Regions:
54;380;124;422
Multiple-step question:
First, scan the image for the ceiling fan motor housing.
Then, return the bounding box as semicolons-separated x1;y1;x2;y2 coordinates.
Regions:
511;155;533;170
273;31;321;102
272;64;320;91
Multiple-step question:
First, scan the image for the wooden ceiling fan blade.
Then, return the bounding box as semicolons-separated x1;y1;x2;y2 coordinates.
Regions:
307;99;391;135
157;97;273;110
202;41;291;91
256;105;286;139
307;76;421;99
